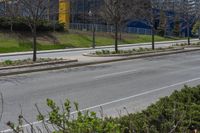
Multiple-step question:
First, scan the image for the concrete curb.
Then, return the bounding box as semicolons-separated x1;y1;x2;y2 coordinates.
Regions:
0;39;199;57
1;47;200;77
83;48;184;57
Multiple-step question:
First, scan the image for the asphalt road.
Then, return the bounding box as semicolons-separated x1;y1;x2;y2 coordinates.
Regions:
1;51;200;131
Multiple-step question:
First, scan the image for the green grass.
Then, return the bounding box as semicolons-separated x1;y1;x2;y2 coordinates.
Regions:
0;31;182;53
56;33;114;47
123;35;172;44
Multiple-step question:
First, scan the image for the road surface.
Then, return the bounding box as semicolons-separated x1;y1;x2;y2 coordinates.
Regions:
1;51;200;131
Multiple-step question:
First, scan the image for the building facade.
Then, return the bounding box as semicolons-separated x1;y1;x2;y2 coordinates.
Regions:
0;0;199;36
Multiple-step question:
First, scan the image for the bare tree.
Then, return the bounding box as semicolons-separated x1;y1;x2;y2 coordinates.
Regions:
193;1;200;39
142;0;160;50
174;0;197;45
18;0;50;61
100;0;145;52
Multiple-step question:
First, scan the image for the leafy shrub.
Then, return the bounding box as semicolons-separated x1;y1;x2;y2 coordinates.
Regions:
94;46;179;56
0;17;64;32
137;47;146;52
0;58;63;67
95;51;102;55
6;85;200;133
3;60;13;66
111;85;200;132
102;50;110;54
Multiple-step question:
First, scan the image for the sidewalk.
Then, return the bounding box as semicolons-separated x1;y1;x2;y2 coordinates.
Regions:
0;39;199;57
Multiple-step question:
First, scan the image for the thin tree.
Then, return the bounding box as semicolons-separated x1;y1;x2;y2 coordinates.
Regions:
173;14;181;37
175;0;196;45
158;8;167;37
3;0;20;32
143;0;160;50
193;1;200;39
19;0;50;61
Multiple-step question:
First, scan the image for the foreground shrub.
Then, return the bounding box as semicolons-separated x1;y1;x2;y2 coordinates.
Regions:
111;85;200;133
7;85;200;133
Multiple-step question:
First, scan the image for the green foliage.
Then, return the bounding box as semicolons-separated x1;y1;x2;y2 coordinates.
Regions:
0;58;63;67
7;85;200;133
157;10;167;37
0;17;64;32
112;85;200;132
38;99;121;133
173;15;181;36
175;42;200;47
3;60;13;66
93;46;175;56
192;21;200;34
0;31;181;54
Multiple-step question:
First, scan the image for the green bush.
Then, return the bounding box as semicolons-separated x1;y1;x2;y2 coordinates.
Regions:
111;85;200;132
157;29;165;37
0;17;64;32
94;46;178;56
7;85;200;133
3;60;13;66
0;58;63;67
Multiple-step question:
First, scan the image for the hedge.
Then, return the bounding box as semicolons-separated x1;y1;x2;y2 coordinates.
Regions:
0;17;65;32
7;85;200;133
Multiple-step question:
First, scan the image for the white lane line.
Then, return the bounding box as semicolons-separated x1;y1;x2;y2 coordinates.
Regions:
1;76;200;133
95;69;141;79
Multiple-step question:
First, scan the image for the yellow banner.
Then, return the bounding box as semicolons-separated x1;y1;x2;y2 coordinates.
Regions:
59;0;70;29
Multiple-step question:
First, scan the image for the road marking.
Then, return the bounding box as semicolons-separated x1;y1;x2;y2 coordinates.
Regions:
95;69;141;79
1;77;200;132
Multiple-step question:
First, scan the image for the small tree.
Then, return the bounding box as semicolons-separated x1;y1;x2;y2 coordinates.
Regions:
193;1;200;39
143;0;160;50
158;9;167;37
100;0;144;52
19;0;50;61
5;0;20;32
100;0;125;52
173;14;181;37
174;0;196;45
192;21;200;39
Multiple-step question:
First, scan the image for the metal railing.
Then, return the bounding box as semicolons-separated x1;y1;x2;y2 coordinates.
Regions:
70;23;152;35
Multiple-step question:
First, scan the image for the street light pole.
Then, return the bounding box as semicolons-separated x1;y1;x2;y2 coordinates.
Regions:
88;10;96;49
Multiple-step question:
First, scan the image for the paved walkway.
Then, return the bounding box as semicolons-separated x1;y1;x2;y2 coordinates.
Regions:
0;39;199;62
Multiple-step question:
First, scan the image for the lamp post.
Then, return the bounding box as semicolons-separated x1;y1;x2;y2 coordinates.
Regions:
88;10;96;49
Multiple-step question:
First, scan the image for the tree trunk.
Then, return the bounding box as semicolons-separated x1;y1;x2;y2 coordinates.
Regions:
119;25;122;41
187;19;190;45
92;23;96;48
10;23;13;32
198;28;200;40
10;19;13;32
152;26;155;50
32;24;37;62
115;22;118;53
